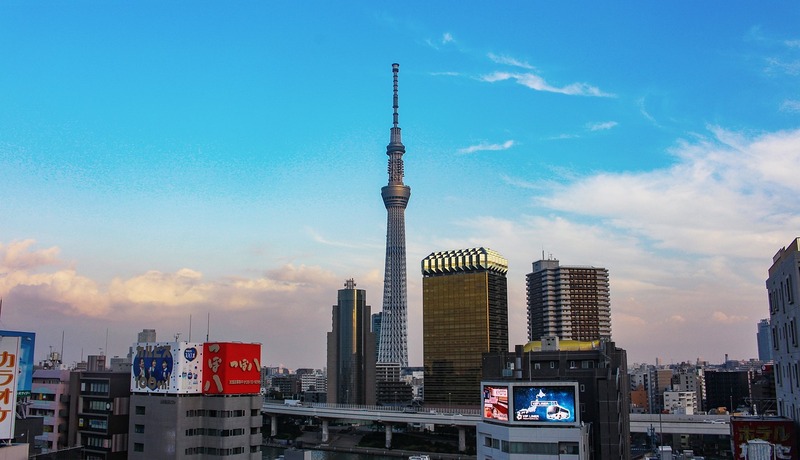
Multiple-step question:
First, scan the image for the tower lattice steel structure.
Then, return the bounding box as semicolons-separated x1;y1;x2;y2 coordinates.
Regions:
377;63;411;368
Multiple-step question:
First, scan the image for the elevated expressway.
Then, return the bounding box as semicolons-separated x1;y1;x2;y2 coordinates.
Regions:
262;402;731;451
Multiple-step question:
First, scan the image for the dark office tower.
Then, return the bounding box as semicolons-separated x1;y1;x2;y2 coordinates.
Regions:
526;257;611;342
327;279;376;405
378;63;411;368
422;247;509;405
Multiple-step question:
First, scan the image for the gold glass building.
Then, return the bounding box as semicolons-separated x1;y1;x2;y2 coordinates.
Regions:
421;248;508;406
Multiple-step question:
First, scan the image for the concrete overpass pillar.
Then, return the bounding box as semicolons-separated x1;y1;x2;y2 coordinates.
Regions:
322;419;330;443
458;426;466;452
385;423;393;449
270;415;277;437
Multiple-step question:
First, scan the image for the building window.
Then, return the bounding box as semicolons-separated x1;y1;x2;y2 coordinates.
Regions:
134;443;144;452
534;362;541;370
134;424;144;434
135;406;145;415
787;276;794;304
580;384;585;392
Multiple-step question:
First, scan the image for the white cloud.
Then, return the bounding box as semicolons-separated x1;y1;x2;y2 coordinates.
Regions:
476;127;800;363
587;121;618;131
487;53;535;70
442;32;454;44
784;39;800;48
480;71;614;97
765;57;800;76
458;140;515;154
546;133;580;140
711;311;749;324
781;100;800;113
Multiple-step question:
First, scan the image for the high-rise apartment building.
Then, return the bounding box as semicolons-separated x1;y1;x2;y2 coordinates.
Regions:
766;237;800;425
326;279;376;405
422;247;508;405
526;258;611;342
378;63;411;369
757;318;773;362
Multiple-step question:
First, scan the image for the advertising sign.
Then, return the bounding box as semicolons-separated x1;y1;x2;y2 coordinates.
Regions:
202;342;261;395
731;416;796;460
0;331;35;398
131;342;204;394
482;384;509;422
0;336;20;439
512;383;579;425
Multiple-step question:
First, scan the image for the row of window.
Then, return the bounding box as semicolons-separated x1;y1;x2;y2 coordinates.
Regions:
184;446;258;456
81;382;109;394
29;408;55;417
769;274;795;314
185;428;246;437
532;360;604;370
185;409;250;418
87;400;110;412
484;436;579;455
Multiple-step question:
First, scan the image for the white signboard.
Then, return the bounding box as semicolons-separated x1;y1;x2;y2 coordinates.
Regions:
131;342;203;394
0;336;20;439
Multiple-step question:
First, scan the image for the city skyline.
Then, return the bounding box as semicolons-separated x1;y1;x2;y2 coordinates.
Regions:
1;3;799;369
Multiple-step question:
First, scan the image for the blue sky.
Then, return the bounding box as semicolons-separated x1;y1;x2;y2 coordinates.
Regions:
1;2;799;369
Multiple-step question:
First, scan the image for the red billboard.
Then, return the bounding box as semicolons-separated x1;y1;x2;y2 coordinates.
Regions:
202;342;261;395
731;416;796;460
483;384;509;421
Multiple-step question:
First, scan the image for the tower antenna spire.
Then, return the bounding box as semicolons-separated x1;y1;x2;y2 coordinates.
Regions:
378;63;411;368
392;63;400;129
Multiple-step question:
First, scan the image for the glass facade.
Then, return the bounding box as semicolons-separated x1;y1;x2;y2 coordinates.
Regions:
422;248;508;405
327;279;375;405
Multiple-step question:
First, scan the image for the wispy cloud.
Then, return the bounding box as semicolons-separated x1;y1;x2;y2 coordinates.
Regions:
636;97;663;128
785;39;800;48
487;53;535;70
587;121;618;131
546;133;580;140
765;57;800;76
480;71;614;97
457;140;515;154
426;32;456;50
430;71;460;77
781;99;800;113
462;127;800;363
306;227;363;248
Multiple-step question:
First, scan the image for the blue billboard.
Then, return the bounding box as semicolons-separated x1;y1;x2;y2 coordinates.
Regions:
512;383;578;424
0;331;35;397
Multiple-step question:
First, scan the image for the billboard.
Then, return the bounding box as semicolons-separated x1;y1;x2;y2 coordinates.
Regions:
131;342;204;394
0;331;35;398
202;342;261;395
731;416;796;460
483;384;509;421
0;336;20;439
512;383;579;425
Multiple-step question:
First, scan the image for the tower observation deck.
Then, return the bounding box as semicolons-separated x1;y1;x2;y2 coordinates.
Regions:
377;63;411;368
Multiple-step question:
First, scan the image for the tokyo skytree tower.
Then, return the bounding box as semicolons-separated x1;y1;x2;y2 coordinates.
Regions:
377;63;411;368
